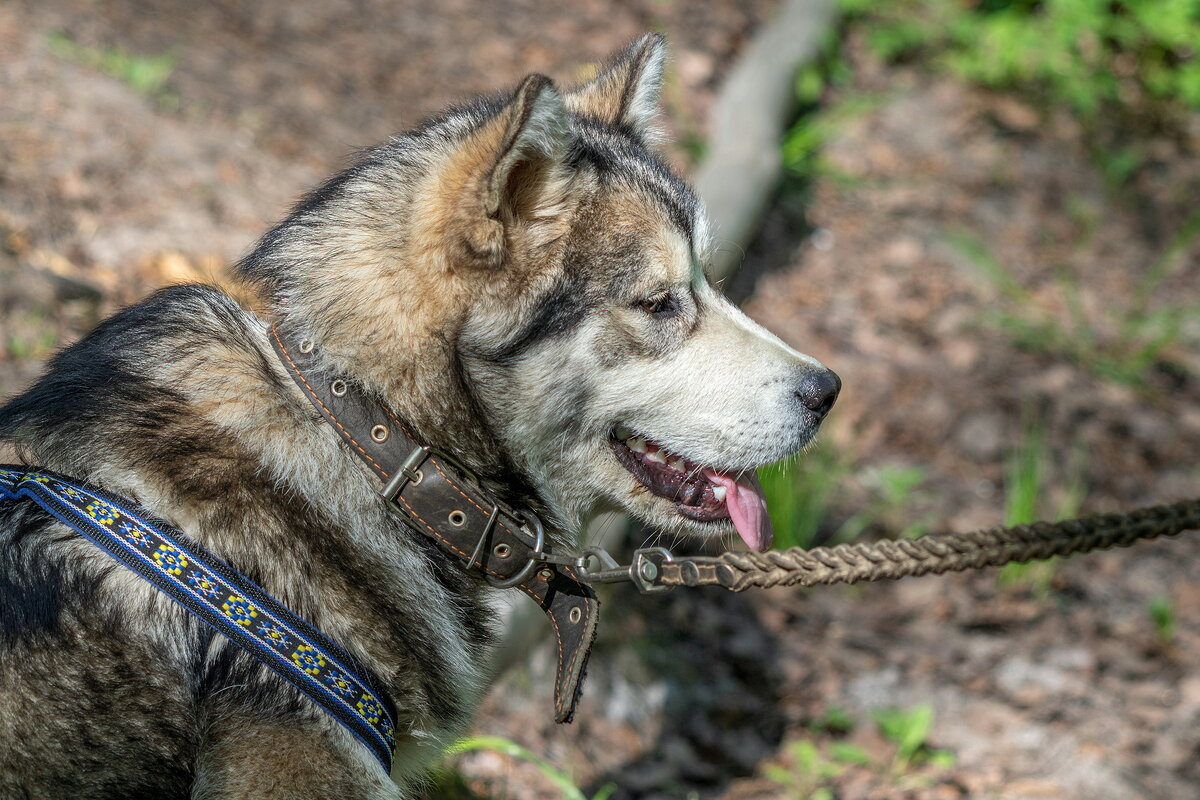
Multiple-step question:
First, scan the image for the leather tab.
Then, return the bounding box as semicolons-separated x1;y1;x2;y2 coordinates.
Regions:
269;322;598;722
517;568;599;723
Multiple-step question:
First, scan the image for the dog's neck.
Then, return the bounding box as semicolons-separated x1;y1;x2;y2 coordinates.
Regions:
266;302;547;523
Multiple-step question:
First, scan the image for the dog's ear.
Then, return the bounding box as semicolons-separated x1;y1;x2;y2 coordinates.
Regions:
444;73;568;270
566;33;666;140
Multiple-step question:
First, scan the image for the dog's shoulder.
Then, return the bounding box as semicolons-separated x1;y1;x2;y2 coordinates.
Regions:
0;283;277;472
1;283;263;436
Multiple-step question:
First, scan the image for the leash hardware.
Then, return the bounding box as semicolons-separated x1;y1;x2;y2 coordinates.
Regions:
578;546;675;594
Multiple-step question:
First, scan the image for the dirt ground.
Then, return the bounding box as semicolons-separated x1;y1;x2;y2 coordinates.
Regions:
1;3;1197;799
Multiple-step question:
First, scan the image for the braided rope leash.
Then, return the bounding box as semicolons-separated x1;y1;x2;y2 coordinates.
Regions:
656;499;1200;592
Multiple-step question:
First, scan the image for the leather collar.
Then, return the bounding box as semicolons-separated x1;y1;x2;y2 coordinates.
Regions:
270;322;598;723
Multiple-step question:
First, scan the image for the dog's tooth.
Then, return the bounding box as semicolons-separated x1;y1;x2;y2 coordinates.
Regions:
712;485;727;502
669;458;685;472
644;449;665;464
629;437;648;453
615;425;634;441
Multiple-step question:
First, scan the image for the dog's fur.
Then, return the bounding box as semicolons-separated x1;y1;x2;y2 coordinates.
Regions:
0;36;835;798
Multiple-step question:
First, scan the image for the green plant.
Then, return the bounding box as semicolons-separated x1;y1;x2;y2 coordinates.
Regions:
764;737;877;800
829;742;873;767
46;32;176;103
1148;595;1176;644
782;94;884;185
997;413;1085;590
839;0;1200;184
838;463;930;541
873;704;954;772
447;736;614;800
779;23;884;190
763;740;841;800
808;705;857;735
946;222;1200;387
760;448;931;551
842;0;1200;117
758;443;853;550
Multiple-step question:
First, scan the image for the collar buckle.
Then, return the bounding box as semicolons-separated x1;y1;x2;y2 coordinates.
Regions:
378;445;432;505
378;446;558;586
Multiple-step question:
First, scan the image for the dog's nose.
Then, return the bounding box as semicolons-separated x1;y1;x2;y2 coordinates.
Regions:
796;369;841;419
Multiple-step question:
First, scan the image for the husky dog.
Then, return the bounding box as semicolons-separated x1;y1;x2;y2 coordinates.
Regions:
0;35;838;798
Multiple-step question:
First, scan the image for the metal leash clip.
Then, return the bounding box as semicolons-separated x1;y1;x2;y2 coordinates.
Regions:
578;546;675;594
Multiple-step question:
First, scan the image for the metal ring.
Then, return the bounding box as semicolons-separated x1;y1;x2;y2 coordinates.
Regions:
370;424;389;443
568;607;582;624
448;510;466;527
519;510;546;559
485;510;545;589
493;543;512;558
410;469;423;486
330;380;347;397
298;339;315;354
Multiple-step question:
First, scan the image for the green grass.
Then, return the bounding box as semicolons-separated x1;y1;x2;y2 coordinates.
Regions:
778;22;887;192
757;444;852;550
1148;595;1176;645
759;445;929;551
763;740;850;800
946;220;1200;387
445;736;614;800
996;413;1086;590
872;704;953;772
46;32;177;105
765;705;954;797
838;0;1200;179
782;93;887;186
807;705;856;736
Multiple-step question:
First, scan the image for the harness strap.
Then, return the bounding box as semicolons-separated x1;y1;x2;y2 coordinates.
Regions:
0;466;398;773
269;322;598;723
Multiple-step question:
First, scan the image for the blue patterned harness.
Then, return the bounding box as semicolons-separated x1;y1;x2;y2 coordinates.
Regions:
0;466;398;772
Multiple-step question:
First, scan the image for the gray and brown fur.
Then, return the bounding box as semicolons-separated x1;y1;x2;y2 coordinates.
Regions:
0;35;835;798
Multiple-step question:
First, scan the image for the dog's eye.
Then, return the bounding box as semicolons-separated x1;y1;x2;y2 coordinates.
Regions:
638;293;675;317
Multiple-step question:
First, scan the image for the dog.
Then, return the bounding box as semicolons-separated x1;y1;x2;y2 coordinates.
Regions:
0;34;838;798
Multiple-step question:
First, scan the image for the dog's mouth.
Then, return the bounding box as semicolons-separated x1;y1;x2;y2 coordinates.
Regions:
609;426;773;551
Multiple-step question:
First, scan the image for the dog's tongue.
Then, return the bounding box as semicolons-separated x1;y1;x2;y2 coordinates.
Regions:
704;470;773;552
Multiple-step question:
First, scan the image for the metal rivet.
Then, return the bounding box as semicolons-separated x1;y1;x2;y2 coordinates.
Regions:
639;561;658;581
493;543;512;558
330;380;347;397
448;510;466;527
370;424;389;443
538;568;554;582
298;339;315;354
568;607;582;624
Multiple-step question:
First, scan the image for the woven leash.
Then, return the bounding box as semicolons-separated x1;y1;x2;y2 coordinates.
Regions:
648;498;1200;592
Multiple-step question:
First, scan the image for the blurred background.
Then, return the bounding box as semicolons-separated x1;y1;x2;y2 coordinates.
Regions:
2;1;1199;798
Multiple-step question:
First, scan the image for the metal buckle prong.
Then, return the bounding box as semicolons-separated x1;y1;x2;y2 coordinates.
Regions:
379;445;430;503
464;502;501;570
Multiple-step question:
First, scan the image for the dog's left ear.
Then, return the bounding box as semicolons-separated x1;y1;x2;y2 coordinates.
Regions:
565;33;666;140
444;73;568;270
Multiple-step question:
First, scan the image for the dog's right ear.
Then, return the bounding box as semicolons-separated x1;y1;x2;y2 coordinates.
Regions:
565;34;666;141
438;74;569;270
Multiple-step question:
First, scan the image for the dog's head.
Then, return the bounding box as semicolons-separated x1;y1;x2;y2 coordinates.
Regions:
241;35;838;551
